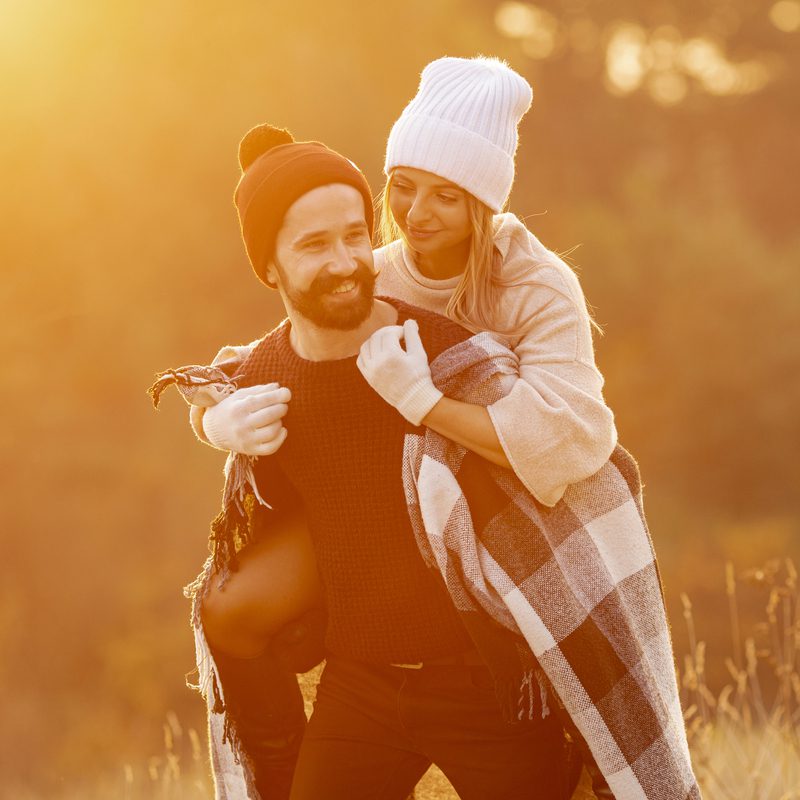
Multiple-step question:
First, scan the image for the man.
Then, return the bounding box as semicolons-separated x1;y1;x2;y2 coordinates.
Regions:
194;124;573;800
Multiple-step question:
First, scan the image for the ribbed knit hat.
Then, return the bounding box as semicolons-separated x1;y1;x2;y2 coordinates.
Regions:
385;57;533;213
234;125;374;285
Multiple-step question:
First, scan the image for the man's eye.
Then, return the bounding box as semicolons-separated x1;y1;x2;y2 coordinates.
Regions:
303;240;325;250
346;231;367;242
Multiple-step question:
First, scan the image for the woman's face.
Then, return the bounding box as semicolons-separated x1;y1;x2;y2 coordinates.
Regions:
388;167;472;256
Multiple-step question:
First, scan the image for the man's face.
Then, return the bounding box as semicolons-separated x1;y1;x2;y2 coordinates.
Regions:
268;184;376;330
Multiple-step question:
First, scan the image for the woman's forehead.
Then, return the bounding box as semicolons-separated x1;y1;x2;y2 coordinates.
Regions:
392;166;464;192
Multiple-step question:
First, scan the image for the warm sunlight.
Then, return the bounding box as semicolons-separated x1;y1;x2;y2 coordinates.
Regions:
604;22;647;94
769;0;800;32
494;3;781;105
5;2;797;799
604;24;775;102
494;2;559;60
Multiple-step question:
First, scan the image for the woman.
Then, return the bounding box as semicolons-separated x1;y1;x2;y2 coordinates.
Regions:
194;57;617;798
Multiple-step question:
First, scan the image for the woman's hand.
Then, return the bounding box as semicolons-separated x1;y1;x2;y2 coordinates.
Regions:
359;319;513;469
357;319;443;425
202;383;292;456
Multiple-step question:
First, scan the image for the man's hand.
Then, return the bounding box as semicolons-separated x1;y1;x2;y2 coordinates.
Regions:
356;319;443;426
202;383;291;456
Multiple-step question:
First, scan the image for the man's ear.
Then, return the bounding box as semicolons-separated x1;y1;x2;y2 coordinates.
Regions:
263;262;279;290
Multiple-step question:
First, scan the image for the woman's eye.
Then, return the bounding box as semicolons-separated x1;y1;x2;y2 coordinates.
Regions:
438;194;458;204
393;183;413;193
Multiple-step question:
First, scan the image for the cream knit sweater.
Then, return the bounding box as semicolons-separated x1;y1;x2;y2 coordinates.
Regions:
375;213;616;505
197;213;617;507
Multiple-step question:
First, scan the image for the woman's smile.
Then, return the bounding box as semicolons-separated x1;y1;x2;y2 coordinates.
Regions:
406;225;441;241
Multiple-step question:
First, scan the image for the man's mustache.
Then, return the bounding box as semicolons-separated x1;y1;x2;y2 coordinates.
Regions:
309;262;376;295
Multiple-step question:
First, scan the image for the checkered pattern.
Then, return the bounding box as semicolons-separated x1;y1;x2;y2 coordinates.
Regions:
404;332;701;800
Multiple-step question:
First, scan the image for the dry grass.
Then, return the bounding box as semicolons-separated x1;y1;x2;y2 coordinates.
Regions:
680;559;800;799
47;561;800;799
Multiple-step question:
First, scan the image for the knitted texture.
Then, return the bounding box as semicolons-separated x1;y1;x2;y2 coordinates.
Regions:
235;299;474;664
385;57;533;211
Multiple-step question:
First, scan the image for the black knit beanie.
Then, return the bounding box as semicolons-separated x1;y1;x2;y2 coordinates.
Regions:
233;124;374;285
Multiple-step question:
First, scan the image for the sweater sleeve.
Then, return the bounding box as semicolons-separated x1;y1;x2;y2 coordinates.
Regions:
211;341;259;367
188;340;260;442
486;223;617;506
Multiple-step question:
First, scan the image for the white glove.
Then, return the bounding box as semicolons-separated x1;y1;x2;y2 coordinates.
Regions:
202;383;291;456
357;318;443;425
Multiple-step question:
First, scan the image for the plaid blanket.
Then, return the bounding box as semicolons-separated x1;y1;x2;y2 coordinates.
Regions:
405;332;700;800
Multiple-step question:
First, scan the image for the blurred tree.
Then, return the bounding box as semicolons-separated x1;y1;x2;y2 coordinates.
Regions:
1;0;797;794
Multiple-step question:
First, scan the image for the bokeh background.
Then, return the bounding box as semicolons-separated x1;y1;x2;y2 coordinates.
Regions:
2;0;798;797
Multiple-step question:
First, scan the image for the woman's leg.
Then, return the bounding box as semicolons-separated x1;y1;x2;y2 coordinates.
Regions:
210;644;307;800
199;516;324;799
201;512;322;658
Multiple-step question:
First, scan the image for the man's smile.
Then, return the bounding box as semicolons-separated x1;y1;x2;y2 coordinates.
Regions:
329;279;358;295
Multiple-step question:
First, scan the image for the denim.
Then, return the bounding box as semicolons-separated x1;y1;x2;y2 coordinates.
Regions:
289;655;578;800
211;643;307;800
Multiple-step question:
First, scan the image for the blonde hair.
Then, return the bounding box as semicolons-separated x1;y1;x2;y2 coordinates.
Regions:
378;173;553;338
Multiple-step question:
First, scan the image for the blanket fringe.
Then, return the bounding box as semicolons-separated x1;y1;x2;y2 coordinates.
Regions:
208;453;271;583
184;559;261;798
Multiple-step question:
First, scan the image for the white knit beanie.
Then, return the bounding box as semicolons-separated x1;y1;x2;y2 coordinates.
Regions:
385;56;533;213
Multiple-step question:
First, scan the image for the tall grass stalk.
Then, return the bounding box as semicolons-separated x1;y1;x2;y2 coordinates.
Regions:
682;559;800;799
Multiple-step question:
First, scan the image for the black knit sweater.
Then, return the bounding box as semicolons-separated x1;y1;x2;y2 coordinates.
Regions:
238;299;474;664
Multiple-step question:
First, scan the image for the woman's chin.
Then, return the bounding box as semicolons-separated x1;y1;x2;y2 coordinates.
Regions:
403;232;441;253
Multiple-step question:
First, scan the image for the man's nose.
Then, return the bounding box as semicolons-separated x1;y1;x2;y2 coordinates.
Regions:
327;239;358;274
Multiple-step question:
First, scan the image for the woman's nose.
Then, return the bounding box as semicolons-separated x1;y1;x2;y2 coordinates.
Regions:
406;195;431;225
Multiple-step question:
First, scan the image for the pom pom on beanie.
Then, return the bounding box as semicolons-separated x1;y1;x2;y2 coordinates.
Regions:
238;124;295;172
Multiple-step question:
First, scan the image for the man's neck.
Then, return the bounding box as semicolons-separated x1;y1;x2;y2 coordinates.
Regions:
286;299;399;361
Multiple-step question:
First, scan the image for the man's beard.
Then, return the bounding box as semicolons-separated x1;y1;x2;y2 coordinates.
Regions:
278;261;377;330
